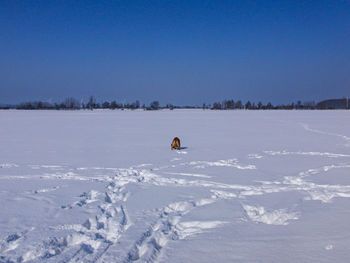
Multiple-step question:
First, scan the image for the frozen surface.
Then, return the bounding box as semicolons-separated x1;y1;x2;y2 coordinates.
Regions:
1;109;350;262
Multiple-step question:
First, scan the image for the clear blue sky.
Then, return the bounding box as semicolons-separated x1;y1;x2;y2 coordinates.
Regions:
1;0;349;105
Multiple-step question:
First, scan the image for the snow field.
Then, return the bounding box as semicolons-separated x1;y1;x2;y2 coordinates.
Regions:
1;110;350;262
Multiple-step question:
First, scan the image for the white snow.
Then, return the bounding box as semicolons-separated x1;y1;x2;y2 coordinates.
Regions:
1;109;350;262
243;205;299;225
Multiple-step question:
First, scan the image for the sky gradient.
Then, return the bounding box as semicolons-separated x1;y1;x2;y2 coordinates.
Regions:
1;0;349;105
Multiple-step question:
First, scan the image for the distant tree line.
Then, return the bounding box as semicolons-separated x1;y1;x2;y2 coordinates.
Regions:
209;99;318;110
13;96;143;110
1;97;349;110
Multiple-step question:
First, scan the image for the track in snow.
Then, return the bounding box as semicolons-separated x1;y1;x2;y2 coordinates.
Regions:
1;123;350;262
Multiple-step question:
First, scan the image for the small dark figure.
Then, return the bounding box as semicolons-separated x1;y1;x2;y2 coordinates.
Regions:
171;137;181;150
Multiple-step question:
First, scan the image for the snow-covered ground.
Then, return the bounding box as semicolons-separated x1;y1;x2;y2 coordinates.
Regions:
1;109;350;263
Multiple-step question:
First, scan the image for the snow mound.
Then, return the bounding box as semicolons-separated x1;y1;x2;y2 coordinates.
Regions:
243;205;299;225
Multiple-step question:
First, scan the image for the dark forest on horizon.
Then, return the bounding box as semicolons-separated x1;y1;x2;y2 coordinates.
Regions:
0;96;349;110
